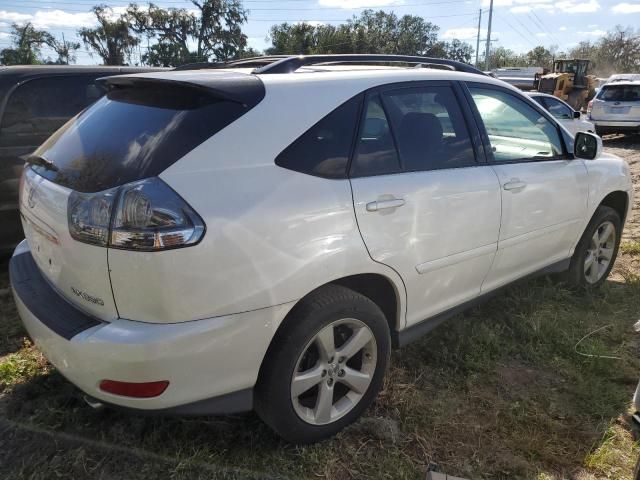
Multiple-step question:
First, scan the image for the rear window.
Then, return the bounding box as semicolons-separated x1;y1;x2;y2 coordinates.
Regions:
32;83;255;192
599;85;640;102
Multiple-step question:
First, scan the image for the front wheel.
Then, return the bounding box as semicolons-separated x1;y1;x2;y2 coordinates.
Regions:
255;285;390;444
567;206;622;288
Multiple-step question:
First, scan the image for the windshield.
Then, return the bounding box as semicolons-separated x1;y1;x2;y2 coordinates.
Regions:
598;84;640;102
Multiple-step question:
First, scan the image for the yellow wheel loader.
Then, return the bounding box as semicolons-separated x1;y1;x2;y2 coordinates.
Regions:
534;59;597;111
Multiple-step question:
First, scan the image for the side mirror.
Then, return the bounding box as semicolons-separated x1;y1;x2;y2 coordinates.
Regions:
573;111;581;119
574;131;602;160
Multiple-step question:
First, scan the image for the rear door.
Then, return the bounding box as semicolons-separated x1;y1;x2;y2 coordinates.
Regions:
465;83;589;292
350;82;501;327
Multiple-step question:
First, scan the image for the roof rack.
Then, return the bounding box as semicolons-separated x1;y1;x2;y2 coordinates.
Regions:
174;56;290;71
250;54;487;76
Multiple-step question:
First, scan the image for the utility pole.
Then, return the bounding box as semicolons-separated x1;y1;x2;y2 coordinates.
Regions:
61;32;67;65
484;0;494;71
475;8;482;67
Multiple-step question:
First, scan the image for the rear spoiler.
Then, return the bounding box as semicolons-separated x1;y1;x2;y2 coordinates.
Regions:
96;72;265;107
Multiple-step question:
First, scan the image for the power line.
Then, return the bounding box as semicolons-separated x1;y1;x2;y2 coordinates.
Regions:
529;10;562;45
496;12;537;49
1;0;479;12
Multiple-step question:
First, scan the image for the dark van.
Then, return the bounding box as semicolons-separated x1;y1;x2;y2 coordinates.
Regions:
0;65;164;252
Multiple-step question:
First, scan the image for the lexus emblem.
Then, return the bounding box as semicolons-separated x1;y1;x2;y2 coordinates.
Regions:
27;188;37;209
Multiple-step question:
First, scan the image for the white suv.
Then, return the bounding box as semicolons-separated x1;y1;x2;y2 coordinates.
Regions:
589;81;640;135
10;55;634;444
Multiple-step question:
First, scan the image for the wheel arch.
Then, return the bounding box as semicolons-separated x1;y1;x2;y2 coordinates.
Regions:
599;190;629;224
256;272;404;387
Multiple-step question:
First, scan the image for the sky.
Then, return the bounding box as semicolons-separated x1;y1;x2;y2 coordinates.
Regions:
0;0;638;65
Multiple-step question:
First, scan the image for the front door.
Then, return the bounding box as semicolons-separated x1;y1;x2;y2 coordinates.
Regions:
465;84;589;292
350;83;501;327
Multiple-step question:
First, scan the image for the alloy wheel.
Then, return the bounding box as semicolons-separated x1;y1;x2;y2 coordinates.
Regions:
584;220;616;284
290;318;377;425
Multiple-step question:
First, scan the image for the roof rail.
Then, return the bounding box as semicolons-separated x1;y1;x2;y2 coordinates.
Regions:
174;62;223;71
251;54;487;76
173;56;290;71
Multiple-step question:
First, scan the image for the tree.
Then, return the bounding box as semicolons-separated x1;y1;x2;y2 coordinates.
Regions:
563;26;640;76
442;39;474;63
525;46;553;69
47;35;81;65
126;0;248;66
597;25;640;73
237;47;262;58
265;10;472;60
1;23;52;65
78;5;139;65
487;46;525;68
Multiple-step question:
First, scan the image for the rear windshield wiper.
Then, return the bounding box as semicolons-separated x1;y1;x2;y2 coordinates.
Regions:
26;154;58;172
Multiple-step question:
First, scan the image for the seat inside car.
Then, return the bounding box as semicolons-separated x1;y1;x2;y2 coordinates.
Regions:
397;112;443;171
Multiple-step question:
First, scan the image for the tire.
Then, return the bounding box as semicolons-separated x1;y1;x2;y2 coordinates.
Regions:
255;284;390;444
567;205;622;288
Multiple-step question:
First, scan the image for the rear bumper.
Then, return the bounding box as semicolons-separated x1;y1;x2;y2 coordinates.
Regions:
590;120;640;132
10;241;293;413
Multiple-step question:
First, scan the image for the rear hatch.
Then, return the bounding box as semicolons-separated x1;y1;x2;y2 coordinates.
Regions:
19;71;264;322
21;168;118;320
590;83;640;121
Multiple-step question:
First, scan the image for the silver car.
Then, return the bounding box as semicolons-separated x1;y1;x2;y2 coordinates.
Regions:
589;81;640;136
528;92;595;137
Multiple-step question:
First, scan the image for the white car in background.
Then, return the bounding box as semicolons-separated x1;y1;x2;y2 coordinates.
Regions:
528;92;595;136
589;81;640;136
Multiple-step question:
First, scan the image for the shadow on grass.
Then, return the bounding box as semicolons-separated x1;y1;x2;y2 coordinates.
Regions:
0;260;25;357
1;274;639;479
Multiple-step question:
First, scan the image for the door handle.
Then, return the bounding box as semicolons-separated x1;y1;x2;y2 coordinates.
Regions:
366;198;405;212
503;179;527;191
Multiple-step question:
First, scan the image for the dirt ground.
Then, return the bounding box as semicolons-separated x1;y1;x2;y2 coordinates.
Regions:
605;135;640;241
0;135;639;480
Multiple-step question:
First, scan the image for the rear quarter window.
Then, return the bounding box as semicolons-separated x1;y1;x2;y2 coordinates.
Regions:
275;95;362;178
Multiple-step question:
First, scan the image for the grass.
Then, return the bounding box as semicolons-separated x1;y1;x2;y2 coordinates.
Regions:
1;256;640;480
621;241;640;256
0;340;47;388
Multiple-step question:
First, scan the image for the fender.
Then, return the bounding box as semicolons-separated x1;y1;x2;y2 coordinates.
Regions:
571;153;633;254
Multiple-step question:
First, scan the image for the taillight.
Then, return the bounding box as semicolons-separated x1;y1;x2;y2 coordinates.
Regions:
587;100;593;115
68;178;205;251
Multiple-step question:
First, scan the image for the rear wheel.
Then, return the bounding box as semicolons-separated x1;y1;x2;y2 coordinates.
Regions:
255;285;390;444
567;206;621;288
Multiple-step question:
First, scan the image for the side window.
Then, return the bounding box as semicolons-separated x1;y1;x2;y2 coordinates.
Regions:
351;95;400;177
381;86;476;172
542;97;573;119
275;95;361;178
469;87;564;162
0;75;106;148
